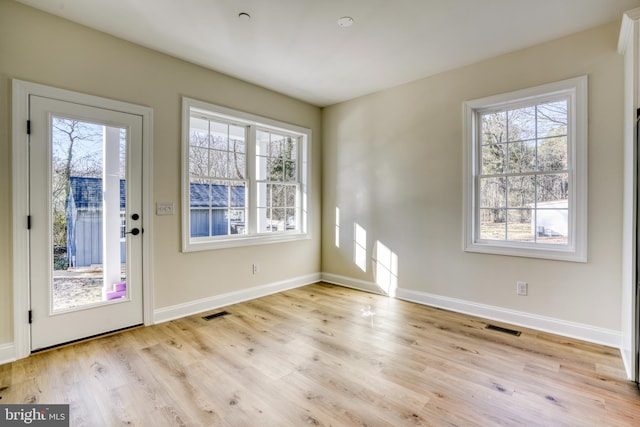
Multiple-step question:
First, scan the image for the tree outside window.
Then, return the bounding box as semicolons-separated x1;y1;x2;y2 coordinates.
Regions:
463;76;587;262
479;99;569;244
182;98;310;251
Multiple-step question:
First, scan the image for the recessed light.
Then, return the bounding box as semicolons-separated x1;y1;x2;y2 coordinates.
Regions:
337;16;354;28
238;12;251;21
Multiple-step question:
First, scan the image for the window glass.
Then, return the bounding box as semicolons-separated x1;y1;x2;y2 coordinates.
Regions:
464;76;587;262
183;98;310;251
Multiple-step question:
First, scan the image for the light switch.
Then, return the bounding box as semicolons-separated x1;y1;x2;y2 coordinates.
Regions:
156;202;175;216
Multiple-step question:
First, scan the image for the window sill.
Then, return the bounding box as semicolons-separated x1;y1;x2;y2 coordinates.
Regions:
464;240;586;263
183;231;311;252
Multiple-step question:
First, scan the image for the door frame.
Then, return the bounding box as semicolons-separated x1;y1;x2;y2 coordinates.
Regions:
11;79;154;360
620;8;640;382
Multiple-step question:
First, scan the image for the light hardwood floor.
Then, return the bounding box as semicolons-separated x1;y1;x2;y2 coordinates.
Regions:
1;283;639;426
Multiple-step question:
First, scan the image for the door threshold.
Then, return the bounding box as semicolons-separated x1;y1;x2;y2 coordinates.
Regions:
31;323;143;354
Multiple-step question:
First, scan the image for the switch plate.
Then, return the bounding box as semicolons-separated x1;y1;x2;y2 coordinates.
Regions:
156;202;175;216
517;281;528;296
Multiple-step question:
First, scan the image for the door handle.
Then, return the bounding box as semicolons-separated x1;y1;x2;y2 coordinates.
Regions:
126;228;141;236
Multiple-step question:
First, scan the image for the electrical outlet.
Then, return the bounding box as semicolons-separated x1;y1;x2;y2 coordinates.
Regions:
517;281;528;296
252;263;259;274
156;202;175;216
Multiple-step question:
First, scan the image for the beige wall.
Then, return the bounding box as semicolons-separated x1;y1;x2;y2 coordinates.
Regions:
0;1;322;345
322;21;624;331
0;0;627;348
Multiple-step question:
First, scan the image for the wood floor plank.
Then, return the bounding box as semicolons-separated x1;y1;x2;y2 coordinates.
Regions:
1;283;639;426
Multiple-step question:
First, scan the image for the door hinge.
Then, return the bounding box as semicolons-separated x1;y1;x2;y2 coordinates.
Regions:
26;120;31;135
27;215;31;230
28;310;32;324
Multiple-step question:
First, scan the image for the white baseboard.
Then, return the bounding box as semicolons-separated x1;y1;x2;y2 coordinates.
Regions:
154;273;322;324
3;272;625;367
397;287;622;348
321;273;622;349
621;348;636;381
0;343;15;365
321;272;385;295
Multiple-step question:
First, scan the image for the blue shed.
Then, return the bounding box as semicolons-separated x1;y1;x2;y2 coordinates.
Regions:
66;177;125;267
66;178;246;266
189;183;246;237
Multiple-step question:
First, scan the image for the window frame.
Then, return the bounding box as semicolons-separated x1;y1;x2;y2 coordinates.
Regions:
462;76;587;262
181;97;311;252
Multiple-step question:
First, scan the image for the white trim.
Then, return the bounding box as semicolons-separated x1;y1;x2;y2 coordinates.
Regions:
622;350;635;381
619;8;640;382
181;97;312;252
141;101;154;327
185;232;312;251
322;273;621;348
321;272;385;295
0;343;16;366
396;288;620;348
618;7;640;54
12;80;32;360
11;79;154;360
154;273;321;324
462;76;588;263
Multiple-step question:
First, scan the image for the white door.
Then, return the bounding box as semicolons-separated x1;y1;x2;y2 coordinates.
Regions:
29;95;144;351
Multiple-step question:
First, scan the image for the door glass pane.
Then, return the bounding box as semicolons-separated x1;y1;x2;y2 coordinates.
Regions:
51;117;127;312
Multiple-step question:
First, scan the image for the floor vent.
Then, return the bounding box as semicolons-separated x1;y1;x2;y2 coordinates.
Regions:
485;324;521;336
202;311;230;321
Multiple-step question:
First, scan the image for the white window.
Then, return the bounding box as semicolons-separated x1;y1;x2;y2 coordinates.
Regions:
182;97;310;251
463;76;587;262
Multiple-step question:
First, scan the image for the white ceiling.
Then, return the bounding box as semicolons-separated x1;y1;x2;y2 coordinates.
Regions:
16;0;640;107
